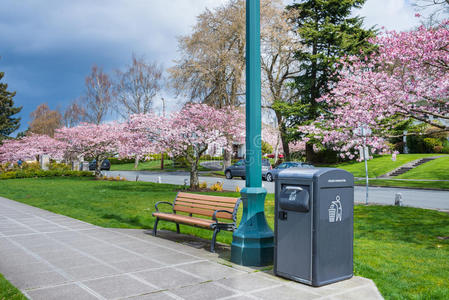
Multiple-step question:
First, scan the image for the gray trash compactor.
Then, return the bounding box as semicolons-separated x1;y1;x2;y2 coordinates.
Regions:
274;168;354;287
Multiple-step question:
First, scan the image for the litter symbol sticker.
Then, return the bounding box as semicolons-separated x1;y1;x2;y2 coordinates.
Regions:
289;190;297;201
328;195;343;223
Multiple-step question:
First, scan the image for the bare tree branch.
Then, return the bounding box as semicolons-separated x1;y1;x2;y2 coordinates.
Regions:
114;55;164;118
62;99;86;128
83;65;113;125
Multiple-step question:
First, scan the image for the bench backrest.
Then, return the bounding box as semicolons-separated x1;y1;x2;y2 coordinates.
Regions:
174;192;239;220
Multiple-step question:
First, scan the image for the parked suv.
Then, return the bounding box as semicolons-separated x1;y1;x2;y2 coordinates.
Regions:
225;159;272;180
264;161;314;182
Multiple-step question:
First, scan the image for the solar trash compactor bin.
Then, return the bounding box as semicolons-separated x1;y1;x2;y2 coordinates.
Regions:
274;168;354;287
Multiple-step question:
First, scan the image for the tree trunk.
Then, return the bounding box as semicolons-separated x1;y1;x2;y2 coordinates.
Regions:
281;137;290;162
160;152;164;170
190;158;200;190
134;155;140;170
274;134;281;165
222;149;232;171
305;25;319;165
95;157;102;178
275;111;290;161
306;143;314;163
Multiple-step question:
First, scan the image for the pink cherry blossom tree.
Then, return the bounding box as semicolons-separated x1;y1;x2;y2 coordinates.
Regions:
118;113;168;166
55;122;123;176
220;106;245;169
123;105;243;187
288;140;306;154
300;21;449;159
162;103;241;190
262;126;309;161
0;134;67;163
262;125;282;162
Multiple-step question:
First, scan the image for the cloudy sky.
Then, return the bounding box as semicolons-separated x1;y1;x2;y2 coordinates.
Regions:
1;0;420;134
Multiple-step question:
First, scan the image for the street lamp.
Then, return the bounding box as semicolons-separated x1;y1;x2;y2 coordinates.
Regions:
231;0;274;266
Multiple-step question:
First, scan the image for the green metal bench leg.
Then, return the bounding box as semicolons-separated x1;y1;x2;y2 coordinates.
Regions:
211;228;220;253
153;218;159;236
176;223;180;234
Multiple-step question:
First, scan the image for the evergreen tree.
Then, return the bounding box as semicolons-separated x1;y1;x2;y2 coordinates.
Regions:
284;0;376;161
0;70;21;141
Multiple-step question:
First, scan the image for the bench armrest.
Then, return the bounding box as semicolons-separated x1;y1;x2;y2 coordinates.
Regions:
155;201;174;213
212;210;233;222
213;198;241;223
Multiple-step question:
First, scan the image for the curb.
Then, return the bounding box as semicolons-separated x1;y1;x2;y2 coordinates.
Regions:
354;183;449;192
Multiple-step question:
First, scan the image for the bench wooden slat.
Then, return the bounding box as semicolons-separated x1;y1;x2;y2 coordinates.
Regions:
175;201;234;212
177;192;238;204
176;198;235;208
153;212;215;228
174;205;233;219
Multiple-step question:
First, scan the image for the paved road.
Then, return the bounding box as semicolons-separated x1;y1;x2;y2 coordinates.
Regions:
106;170;449;211
199;160;222;171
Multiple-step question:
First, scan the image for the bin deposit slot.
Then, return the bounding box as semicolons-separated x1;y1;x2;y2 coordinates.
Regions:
280;185;310;212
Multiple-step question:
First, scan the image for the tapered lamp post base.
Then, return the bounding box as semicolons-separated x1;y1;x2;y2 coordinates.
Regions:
231;187;274;266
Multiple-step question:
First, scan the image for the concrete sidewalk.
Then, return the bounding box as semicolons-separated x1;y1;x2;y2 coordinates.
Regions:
0;197;383;300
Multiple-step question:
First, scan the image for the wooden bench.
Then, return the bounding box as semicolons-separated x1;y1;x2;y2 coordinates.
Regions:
152;192;241;252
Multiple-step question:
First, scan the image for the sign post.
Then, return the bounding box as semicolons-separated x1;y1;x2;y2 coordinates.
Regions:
231;0;274;266
355;125;371;205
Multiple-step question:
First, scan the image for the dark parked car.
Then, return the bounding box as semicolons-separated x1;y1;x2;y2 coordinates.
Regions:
225;159;272;180
89;159;111;171
264;161;314;182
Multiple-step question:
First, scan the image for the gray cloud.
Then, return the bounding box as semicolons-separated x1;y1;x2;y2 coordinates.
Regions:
0;0;420;134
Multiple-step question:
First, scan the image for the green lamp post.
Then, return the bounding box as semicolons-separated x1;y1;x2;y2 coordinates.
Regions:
231;0;274;266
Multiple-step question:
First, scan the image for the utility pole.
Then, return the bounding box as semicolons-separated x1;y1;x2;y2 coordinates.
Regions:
231;0;274;266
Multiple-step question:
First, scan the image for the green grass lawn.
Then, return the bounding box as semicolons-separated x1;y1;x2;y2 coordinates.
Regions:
397;156;449;180
325;154;442;178
356;179;449;190
0;274;27;300
110;160;209;172
0;178;448;299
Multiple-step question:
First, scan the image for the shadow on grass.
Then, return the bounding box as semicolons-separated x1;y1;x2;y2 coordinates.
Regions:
101;182;183;193
102;213;149;228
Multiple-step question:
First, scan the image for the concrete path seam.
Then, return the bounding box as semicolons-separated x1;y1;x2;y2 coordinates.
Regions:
315;283;374;299
1;202;181;300
2;216;107;300
0;230;33;300
1;199;235;300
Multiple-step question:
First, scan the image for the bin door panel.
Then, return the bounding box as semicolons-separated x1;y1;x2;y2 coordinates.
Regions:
314;187;354;284
276;209;312;282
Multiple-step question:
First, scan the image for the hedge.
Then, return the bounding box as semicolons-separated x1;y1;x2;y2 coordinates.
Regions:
0;170;94;180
